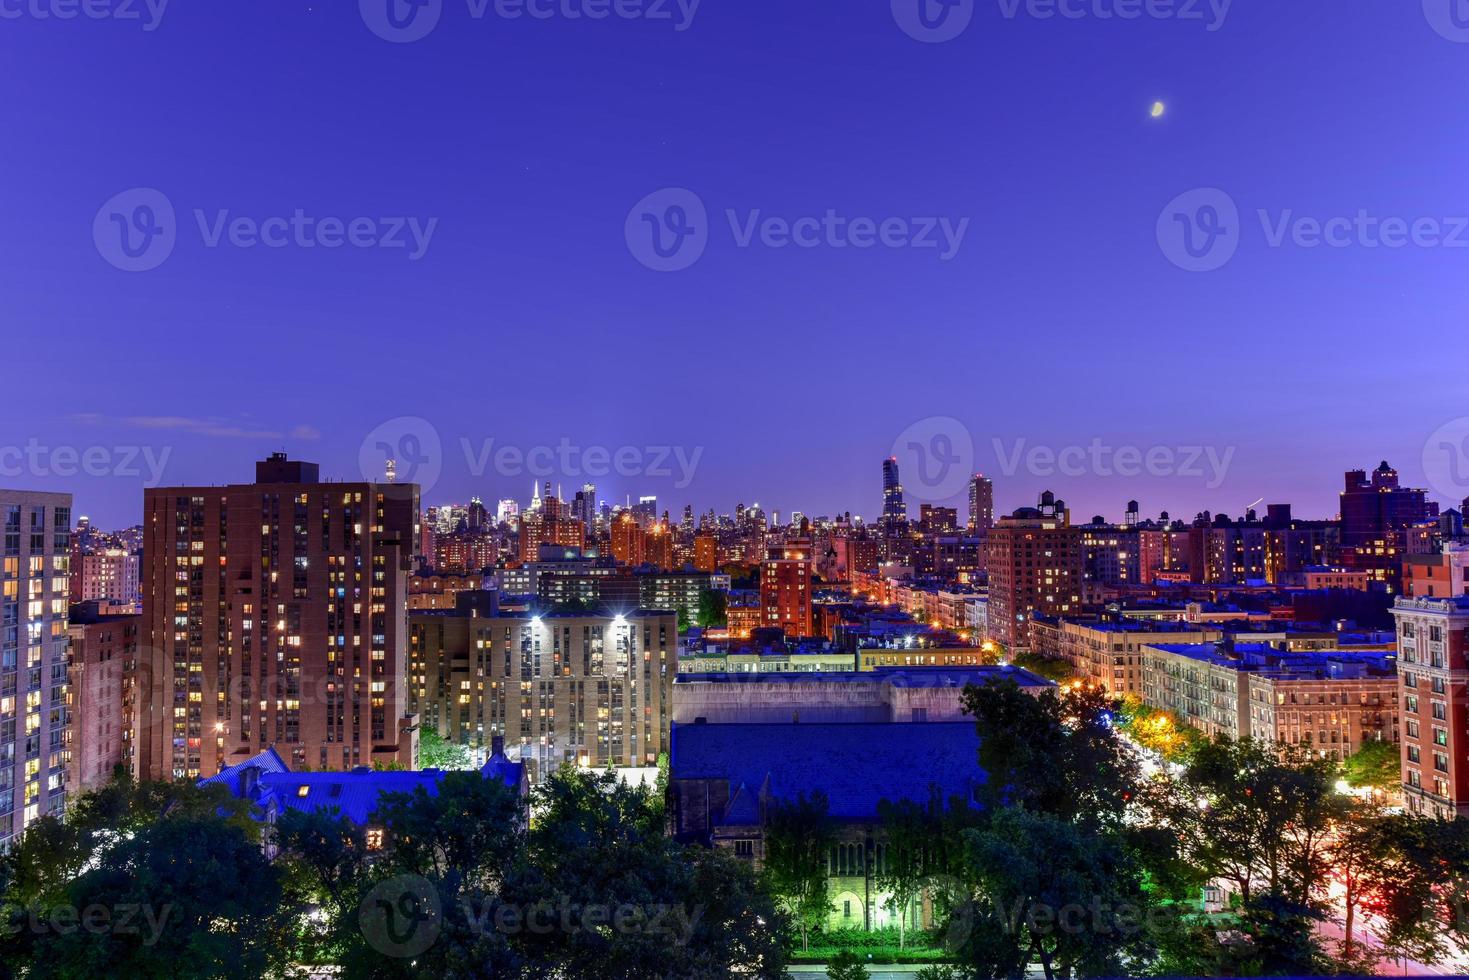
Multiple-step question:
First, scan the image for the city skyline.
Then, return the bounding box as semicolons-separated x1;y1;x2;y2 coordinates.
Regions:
6;3;1469;529
16;435;1463;533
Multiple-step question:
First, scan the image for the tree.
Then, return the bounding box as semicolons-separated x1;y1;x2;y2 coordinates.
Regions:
522;766;788;979
1340;739;1400;796
418;727;474;770
1009;652;1074;684
1326;804;1395;962
1165;736;1343;974
696;588;728;628
961;679;1140;827
955;807;1160;980
21;813;292;980
825;949;870;980
875;797;932;949
1367;815;1469;966
763;792;836;952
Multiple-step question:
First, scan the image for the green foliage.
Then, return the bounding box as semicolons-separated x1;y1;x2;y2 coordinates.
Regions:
1339;738;1400;791
1115;695;1206;764
696;588;728;628
954;806;1163;980
914;966;967;980
417;727;475;771
763;791;837;952
825;948;870;980
0;779;290;979
961;680;1140;828
279;764;791;979
1008;652;1074;683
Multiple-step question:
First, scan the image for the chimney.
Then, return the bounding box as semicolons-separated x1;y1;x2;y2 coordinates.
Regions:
490;735;506;760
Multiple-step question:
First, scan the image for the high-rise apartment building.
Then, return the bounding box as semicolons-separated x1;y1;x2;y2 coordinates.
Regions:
967;474;993;533
74;547;141;606
1340;462;1434;594
409;595;676;778
140;455;420;781
984;492;1082;652
760;540;814;637
881;457;907;529
1391;595;1469;819
67;602;139;791
0;491;72;845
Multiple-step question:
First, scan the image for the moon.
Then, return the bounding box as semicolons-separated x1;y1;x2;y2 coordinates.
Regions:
1150;101;1166;118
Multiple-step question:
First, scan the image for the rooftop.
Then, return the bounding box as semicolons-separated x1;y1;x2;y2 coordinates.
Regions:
674;665;1054;689
670;721;984;820
201;746;526;825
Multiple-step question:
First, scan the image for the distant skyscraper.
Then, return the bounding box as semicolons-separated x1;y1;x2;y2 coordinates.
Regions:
882;457;907;527
141;454;420;780
496;498;519;526
967;474;993;533
572;484;597;528
0;490;72;844
633;495;658;527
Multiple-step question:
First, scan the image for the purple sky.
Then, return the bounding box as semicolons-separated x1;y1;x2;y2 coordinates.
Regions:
4;0;1469;528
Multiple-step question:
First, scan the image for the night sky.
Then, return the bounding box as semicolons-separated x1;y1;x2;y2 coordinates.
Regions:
4;0;1468;528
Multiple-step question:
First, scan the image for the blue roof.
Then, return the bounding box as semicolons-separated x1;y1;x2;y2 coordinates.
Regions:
201;747;527;825
674;665;1054;689
671;722;984;821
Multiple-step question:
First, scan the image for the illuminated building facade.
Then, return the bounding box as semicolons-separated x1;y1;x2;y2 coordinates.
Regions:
1391;595;1469;819
141;455;420;781
409;597;676;778
0;491;72;845
984;492;1082;652
760;540;814;637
